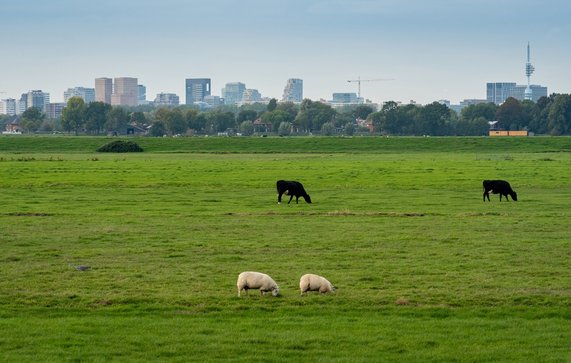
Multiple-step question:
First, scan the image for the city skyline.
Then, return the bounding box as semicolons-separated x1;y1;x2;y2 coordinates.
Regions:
1;0;570;105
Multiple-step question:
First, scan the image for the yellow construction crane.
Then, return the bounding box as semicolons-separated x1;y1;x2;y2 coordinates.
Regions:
347;77;395;98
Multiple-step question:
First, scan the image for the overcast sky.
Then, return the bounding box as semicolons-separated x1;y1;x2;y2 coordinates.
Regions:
1;0;570;105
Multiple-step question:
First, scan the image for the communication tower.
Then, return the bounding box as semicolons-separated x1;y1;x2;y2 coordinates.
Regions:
524;42;535;101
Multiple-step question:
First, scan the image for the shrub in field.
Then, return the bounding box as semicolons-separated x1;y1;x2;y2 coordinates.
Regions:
96;140;143;153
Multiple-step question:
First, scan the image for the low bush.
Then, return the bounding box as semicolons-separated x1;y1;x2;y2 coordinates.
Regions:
96;140;143;153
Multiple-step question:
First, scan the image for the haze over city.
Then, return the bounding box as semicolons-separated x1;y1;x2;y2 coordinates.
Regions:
1;0;570;105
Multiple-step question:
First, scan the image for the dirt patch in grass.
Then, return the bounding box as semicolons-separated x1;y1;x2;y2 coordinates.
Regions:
395;297;411;306
225;211;426;217
458;212;507;217
4;212;53;217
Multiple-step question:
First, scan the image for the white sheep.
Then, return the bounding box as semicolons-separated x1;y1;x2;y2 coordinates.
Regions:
237;271;280;297
299;273;336;295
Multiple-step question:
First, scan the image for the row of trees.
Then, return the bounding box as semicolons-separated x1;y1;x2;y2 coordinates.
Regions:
4;93;571;136
145;94;571;136
370;94;571;136
4;99;142;135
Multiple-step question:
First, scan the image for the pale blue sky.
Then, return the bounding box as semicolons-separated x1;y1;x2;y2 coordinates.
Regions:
1;0;570;104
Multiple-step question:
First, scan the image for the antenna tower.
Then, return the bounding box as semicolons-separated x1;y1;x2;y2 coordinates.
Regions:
524;42;535;101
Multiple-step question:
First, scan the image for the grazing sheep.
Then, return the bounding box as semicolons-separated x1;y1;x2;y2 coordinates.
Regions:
299;273;336;295
237;271;280;297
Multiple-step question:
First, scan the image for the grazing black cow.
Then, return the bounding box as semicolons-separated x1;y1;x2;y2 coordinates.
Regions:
483;180;518;202
276;180;312;204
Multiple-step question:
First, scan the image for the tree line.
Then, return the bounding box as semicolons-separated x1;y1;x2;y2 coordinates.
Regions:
371;94;571;136
3;93;571;136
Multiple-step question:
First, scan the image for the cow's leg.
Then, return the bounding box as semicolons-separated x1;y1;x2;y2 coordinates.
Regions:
278;192;283;204
483;190;490;202
288;195;294;204
295;196;299;204
499;194;503;202
504;194;510;201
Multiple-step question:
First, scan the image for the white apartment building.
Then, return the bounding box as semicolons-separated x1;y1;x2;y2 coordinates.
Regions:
241;89;262;104
282;78;303;103
0;98;17;115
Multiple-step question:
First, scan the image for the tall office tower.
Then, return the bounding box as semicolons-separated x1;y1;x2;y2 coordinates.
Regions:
64;87;95;103
95;77;113;104
185;78;211;105
0;98;17;116
282;78;303;102
221;82;246;105
18;93;28;114
27;90;50;110
111;77;138;106
138;85;147;105
486;83;517;104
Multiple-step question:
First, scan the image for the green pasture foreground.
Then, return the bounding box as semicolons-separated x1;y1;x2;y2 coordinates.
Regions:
1;134;571;153
0;137;570;362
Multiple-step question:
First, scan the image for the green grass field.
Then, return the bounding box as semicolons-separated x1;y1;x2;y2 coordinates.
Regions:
1;136;570;362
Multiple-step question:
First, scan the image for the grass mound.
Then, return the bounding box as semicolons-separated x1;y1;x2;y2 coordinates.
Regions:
96;140;143;153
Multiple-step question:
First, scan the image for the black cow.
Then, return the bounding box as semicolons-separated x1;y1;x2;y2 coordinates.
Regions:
483;180;518;202
276;180;312;204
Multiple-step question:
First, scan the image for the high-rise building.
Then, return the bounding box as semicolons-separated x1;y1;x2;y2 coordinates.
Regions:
154;93;180;106
27;90;50;110
242;89;262;103
486;82;516;104
186;78;211;105
64;87;95;103
332;92;359;104
221;82;246;105
486;82;547;104
95;78;112;104
15;91;49;114
282;78;303;102
0;98;17;116
45;103;66;119
138;85;147;105
509;85;547;102
111;77;138;106
203;95;222;107
18;93;28;114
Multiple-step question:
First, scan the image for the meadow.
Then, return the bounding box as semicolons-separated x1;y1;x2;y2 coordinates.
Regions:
0;136;570;362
